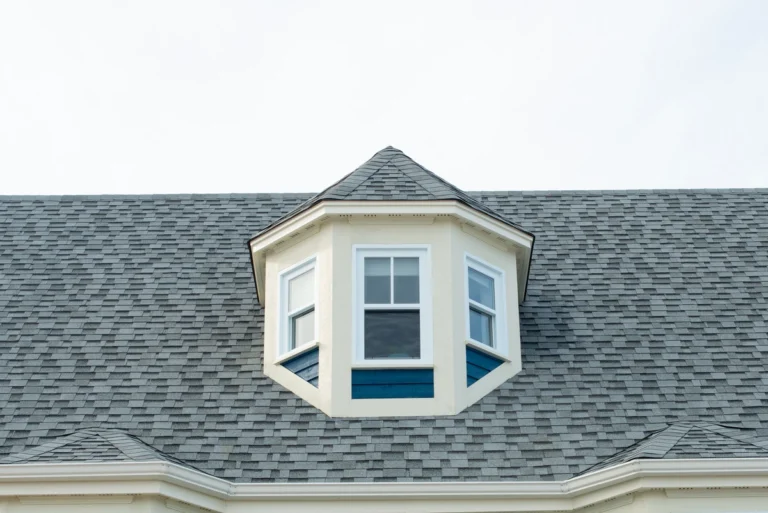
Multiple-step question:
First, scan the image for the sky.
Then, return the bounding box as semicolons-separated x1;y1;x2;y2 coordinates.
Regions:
0;1;766;195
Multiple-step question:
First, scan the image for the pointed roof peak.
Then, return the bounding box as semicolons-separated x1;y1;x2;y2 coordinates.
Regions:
254;146;529;238
580;421;768;475
0;427;202;472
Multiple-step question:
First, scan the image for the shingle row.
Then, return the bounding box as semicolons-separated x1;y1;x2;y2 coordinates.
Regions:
1;186;768;482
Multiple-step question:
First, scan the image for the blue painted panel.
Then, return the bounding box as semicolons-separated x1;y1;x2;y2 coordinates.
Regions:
352;369;434;399
466;345;503;387
281;346;319;387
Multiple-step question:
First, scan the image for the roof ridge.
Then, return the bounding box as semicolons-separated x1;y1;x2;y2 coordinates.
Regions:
0;432;87;464
96;430;164;461
337;150;402;198
695;422;768;452
250;147;401;238
577;423;693;475
386;157;441;199
646;423;694;459
385;151;525;230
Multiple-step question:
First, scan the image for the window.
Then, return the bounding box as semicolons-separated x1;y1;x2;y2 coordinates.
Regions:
355;246;431;364
279;257;317;356
465;255;507;354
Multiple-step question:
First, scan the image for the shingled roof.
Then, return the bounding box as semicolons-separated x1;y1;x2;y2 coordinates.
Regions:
582;422;768;474
0;428;202;471
252;146;531;239
2;187;768;482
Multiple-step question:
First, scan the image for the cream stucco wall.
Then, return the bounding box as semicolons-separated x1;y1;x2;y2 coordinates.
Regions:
263;221;333;413
262;214;523;417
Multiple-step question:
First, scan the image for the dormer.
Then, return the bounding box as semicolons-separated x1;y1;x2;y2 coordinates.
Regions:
248;147;534;417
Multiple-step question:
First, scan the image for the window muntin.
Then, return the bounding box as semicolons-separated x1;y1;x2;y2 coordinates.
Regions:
279;258;317;356
466;255;507;354
355;246;431;364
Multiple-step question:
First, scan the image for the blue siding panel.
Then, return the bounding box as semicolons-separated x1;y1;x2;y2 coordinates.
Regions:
466;345;503;387
351;369;434;399
281;347;319;388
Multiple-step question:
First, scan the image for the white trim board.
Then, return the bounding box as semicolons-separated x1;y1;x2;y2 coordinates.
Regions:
3;459;768;512
249;200;534;306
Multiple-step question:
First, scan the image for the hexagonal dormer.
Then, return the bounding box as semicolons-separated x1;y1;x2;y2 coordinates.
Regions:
248;147;534;417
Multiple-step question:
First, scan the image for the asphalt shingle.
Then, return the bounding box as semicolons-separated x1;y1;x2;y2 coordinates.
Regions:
1;185;768;482
253;147;531;239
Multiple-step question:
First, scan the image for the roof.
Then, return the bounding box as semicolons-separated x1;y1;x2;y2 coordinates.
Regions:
0;427;203;472
251;146;531;240
582;422;768;474
2;188;768;482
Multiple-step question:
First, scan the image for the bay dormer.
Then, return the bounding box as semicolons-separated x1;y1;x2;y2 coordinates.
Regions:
248;147;534;417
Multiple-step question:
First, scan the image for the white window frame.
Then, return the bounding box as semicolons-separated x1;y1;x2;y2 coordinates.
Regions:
353;245;433;367
277;256;318;360
465;253;508;358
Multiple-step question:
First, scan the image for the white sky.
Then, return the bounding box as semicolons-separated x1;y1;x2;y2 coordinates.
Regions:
1;1;766;195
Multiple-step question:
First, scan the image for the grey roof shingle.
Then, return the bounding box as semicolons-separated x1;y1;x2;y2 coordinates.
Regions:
2;187;768;482
0;428;201;471
252;147;531;239
582;422;768;474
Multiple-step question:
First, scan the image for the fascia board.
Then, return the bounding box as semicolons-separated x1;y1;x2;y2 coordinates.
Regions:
3;458;768;512
0;461;232;496
248;200;534;305
321;201;533;248
250;201;533;253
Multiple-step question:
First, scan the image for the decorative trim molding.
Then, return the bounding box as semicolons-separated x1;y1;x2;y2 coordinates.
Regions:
249;200;534;306
2;458;768;512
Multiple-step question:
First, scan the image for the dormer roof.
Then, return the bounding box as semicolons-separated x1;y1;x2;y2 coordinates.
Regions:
253;146;532;239
249;147;535;305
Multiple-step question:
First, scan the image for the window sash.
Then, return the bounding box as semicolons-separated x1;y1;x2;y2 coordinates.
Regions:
289;305;315;351
465;255;507;355
364;256;420;306
469;306;494;347
468;297;495;316
355;246;431;365
363;303;420;310
279;257;317;357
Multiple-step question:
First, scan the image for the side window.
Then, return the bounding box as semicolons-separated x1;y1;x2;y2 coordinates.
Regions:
466;255;506;353
355;247;431;363
279;258;316;356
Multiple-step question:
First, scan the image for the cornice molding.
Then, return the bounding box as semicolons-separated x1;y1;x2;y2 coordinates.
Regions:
2;458;768;512
249;199;534;306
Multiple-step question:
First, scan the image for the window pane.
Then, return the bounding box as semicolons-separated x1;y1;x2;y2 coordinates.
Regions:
288;268;314;311
468;267;495;309
364;310;420;359
291;308;315;349
469;307;493;346
364;257;391;304
393;257;419;304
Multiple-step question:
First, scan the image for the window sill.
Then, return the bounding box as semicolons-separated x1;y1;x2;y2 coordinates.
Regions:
351;360;434;369
466;339;510;362
275;340;319;365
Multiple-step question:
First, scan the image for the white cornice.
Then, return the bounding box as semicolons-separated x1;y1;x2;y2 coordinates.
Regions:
2;459;768;512
248;200;534;306
249;200;534;253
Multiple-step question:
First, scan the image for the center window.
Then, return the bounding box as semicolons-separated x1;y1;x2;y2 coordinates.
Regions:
355;246;431;363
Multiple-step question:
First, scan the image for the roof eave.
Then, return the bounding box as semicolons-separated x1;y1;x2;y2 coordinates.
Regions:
3;458;768;512
248;199;535;306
